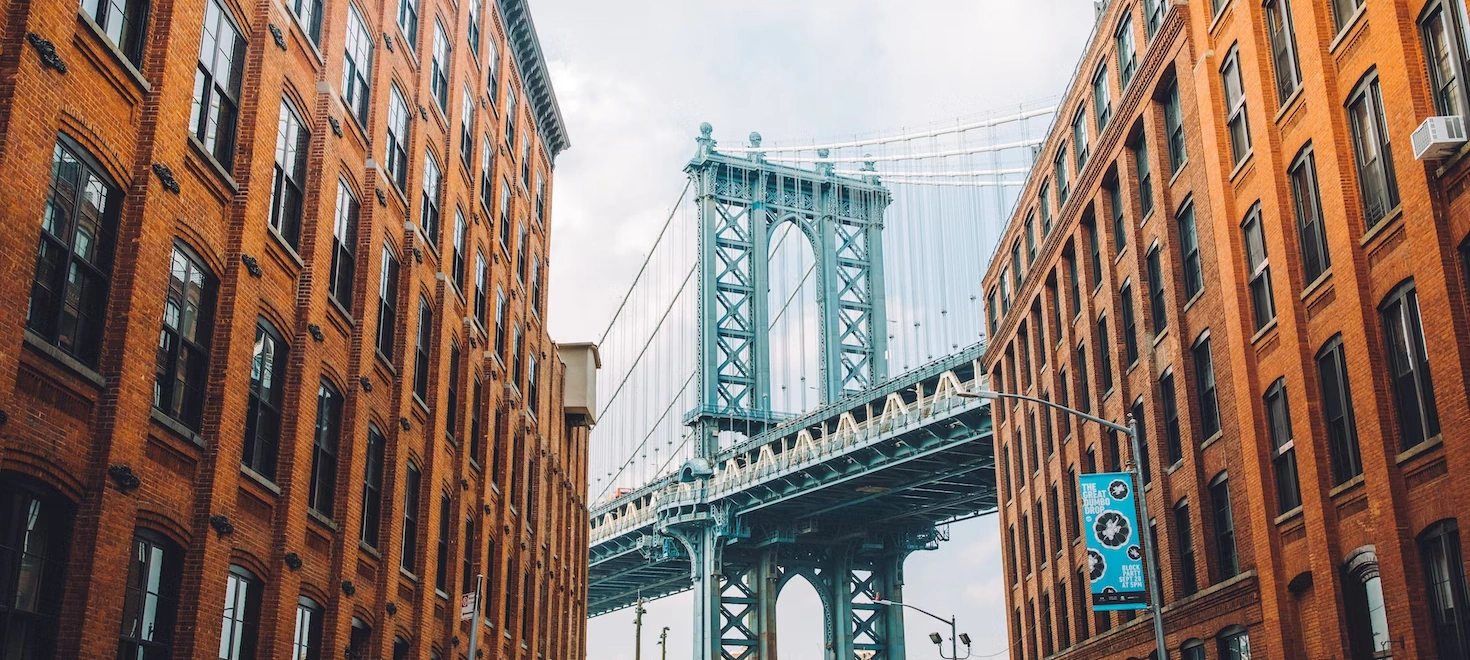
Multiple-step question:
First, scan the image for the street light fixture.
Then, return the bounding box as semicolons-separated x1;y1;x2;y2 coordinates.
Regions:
874;599;971;660
958;387;1169;660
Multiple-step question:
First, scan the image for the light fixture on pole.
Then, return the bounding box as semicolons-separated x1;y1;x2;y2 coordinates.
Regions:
875;599;970;660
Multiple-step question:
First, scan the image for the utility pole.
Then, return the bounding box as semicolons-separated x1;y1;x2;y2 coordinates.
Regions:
659;626;669;660
633;597;647;660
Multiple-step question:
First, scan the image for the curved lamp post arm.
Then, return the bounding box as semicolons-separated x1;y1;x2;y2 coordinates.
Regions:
958;389;1131;434
874;599;948;626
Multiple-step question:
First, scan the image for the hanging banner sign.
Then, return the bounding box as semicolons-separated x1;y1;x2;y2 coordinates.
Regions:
1078;472;1148;611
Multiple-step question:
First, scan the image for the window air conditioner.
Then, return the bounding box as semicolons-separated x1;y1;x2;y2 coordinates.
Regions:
1412;115;1467;160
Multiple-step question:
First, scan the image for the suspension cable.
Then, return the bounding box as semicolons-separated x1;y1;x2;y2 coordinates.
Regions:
597;179;691;345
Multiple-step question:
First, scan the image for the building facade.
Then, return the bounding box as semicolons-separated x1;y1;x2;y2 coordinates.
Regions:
983;0;1470;658
0;0;590;656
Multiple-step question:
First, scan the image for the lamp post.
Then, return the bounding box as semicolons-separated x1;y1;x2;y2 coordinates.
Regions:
958;387;1168;660
873;599;970;660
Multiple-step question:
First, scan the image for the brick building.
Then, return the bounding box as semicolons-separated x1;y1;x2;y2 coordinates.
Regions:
982;0;1470;658
0;0;592;656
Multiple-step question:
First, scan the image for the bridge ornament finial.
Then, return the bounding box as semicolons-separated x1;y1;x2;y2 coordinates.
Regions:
695;122;716;159
816;147;834;176
747;131;764;163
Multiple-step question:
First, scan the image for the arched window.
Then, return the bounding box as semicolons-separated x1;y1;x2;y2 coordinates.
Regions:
0;473;74;658
1343;546;1392;658
219;565;263;660
118;530;183;659
1217;625;1250;659
1179;639;1205;660
290;596;323;660
347;617;371;660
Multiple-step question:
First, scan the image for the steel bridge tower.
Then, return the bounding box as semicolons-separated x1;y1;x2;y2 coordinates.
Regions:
675;124;913;660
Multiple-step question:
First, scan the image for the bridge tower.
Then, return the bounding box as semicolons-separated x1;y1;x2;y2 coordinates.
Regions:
678;124;906;660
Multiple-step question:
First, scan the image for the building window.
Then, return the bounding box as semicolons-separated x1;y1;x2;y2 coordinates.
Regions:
1347;73;1400;228
1209;474;1239;580
470;377;484;466
1218;627;1250;660
435;493;451;591
499;181;512;247
1144;0;1164;37
83;0;149;65
1109;179;1127;254
1344;548;1394;657
308;380;342;518
244;319;288;481
1265;0;1301;103
1135;136;1153;218
376;244;400;359
1068;253;1081;316
531;256;543;316
290;596;323;660
1021;513;1032;575
1289;147;1330;283
517;223;528;282
1120;283;1138;366
120;531;181;659
1040;182;1053;234
520;135;531;189
1025;214;1037;263
155;242;214;431
0;475;73;659
1211;0;1228;16
487;37;499;102
1181;641;1206;660
1000;278;1011;315
1160;370;1182;464
386;85;411;190
1055;146;1070;204
1073;110;1090;170
1093;64;1111;131
1221;47;1251;166
1262;379;1301;514
1380;281;1440;448
452;209;467;291
480;135;495;213
1131;397;1150;483
462;517;476;592
460;86;475;170
474;251;488;327
1041;590;1055;656
270;99;309;248
1332;0;1364;33
1191;334;1221;439
1011;242;1023;292
1097;315;1114;393
430;21;449;112
1177;201;1202;299
1164;80;1187;173
361;425;385;548
1076;341;1091;413
495;287;507;358
505;87;517;145
191;0;246;169
1174;500;1198;596
536;174;546;225
1241;204;1275;331
1316;335;1363;484
466;0;481;58
1050;484;1063;554
401;461;422;573
396;0;417;45
1007;525;1018;584
341;3;373;125
414;297;433;401
219;567;262;660
30;136;121;367
421;150;442;247
446;342;460;442
1117;17;1137;88
1003;444;1013;501
348;618;371;660
1421;520;1470;657
330;180;359;311
1146;246;1166;335
1422;1;1470;118
512;325;524;386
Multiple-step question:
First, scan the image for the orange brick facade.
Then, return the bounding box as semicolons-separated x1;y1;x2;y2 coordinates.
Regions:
983;0;1470;658
0;0;589;657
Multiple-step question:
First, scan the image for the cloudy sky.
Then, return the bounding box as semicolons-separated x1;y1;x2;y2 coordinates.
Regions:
534;1;1098;657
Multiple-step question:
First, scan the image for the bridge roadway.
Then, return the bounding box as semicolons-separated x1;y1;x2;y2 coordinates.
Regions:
587;342;996;652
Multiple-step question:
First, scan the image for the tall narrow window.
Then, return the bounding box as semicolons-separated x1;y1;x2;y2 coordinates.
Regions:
1380;281;1440;448
1097;316;1114;393
1192;335;1221;439
1242;204;1276;331
1116;17;1137;88
1164;81;1187;173
1423;3;1469;118
270;100;309;248
290;597;323;660
386;86;410;190
1041;590;1055;656
361;425;385;548
1316;335;1363;483
1144;0;1164;37
1109;178;1127;253
1177;202;1203;299
498;182;512;247
1073;111;1090;170
474;251;488;327
0;475;73;659
1048;280;1062;344
1209;475;1239;581
1135;136;1153;218
1210;0;1227;16
1218;628;1250;660
396;0;418;43
1174;501;1198;596
348;619;371;660
155;243;214;431
1068;254;1081;316
414;297;433;401
1160;371;1182;464
1265;0;1302;103
118;531;181;660
470;377;484;465
452;210;467;290
191;0;246;168
421;151;442;247
1264;379;1301;513
1050;485;1063;556
1147;246;1166;335
1221;47;1251;166
460;86;475;170
1332;0;1364;32
520;135;531;189
1076;342;1091;414
244;319;288;481
1055;147;1070;203
505;87;517;146
401;462;422;573
1131;398;1151;483
486;34;499;103
495;287;507;358
435;493;451;591
1025;215;1037;263
30;137;121;367
1120;283;1138;365
81;0;150;65
1021;513;1032;575
1040;182;1053;234
219;567;262;660
308;380;342;517
1420;520;1470;657
1289;147;1330;282
1348;74;1400;228
1088;224;1103;289
446;342;460;442
466;0;481;57
341;3;373;125
330;181;359;310
1058;369;1072;439
512;325;524;385
462;517;476;592
1007;525;1018;584
377;245;400;359
480;135;496;212
531;256;543;316
536;174;546;225
517;224;528;282
1093;64;1111;131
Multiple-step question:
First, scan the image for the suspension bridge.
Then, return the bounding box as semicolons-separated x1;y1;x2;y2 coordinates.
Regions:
584;101;1055;660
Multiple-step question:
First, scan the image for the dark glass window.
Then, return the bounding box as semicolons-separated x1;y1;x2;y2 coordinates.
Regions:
1068;253;1082;316
329;180;359;310
460;86;475;171
29;136;120;367
1076;342;1091;414
401;461;422;572
1160;371;1182;465
191;0;247;168
1147;246;1166;335
1221;46;1251;166
1164;81;1187;173
270;99;309;247
1210;475;1239;579
1088;223;1103;290
1181;641;1206;660
531;256;543;316
386;86;411;190
1265;0;1302;103
527;355;539;413
1073;110;1090;171
1108;178;1127;254
1136;136;1153;218
1041;590;1055;656
1177;202;1202;299
1264;379;1301;514
1040;182;1053;234
480;136;496;213
435;493;451;591
1007;525;1019;585
1056;147;1070;204
1218;627;1250;660
1289;147;1330;283
0;475;73;659
341;4;372;124
1380;281;1440;448
1117;16;1137;88
361;425;385;548
395;0;417;43
452;210;467;291
474;251;488;327
1242;204;1275;331
1131;397;1150;484
377;244;400;360
1421;520;1470;658
1050;484;1063;558
1093;64;1111;131
462;516;476;592
446;342;460;442
290;596;324;660
243;319;288;480
1347;73;1400;228
505;88;517;147
414;297;433;401
1144;0;1164;37
1332;0;1364;32
1316;335;1363;483
1003;444;1014;501
1097;316;1113;392
421;151;442;247
309;380;342;517
495;288;507;358
219;566;262;660
499;181;512;247
82;0;150;65
1174;500;1197;596
1191;335;1221;439
517;224;528;282
155;242;214;430
1021;513;1032;575
1120;283;1138;365
1422;2;1470;117
471;377;484;466
348;618;371;660
119;530;181;660
430;21;449;110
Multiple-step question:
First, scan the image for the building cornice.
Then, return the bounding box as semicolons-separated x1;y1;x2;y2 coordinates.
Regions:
496;0;570;160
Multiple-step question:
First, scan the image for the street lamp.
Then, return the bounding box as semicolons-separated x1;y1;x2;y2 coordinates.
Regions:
958;387;1169;660
874;599;970;660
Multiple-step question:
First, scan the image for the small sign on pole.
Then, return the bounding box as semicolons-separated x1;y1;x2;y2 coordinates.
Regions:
460;590;479;622
1078;472;1149;611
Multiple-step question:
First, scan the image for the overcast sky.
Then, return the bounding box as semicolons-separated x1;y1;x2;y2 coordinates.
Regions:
535;1;1098;657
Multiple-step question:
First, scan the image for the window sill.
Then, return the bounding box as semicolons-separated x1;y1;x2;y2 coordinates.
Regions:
1395;434;1444;466
1112;245;1129;266
283;8;325;68
76;11;149;93
1207;0;1232;35
1165;458;1184;476
1199;430;1224;452
1328;474;1365;498
308;508;338;532
1300;269;1334;301
1273;506;1304;526
375;350;397;377
359;541;382;560
1249;318;1279;346
241;464;282;496
394;24;420;69
1151;327;1170;348
1181;289;1205;314
265;226;305;269
400;567;419;582
328;296;355;327
1227;151;1255;183
1167;160;1189;187
1359;206;1404;248
435;588;450;600
1273;87;1304;124
186;134;239;192
150;407;206;448
1328;5;1368;56
412;392;431;415
23;329;105;389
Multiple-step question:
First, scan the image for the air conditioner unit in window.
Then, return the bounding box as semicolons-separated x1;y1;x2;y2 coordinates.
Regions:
1412;115;1467;160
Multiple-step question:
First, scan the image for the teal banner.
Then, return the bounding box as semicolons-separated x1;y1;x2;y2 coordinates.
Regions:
1078;472;1148;611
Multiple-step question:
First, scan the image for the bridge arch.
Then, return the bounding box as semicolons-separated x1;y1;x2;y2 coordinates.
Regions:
767;213;824;416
